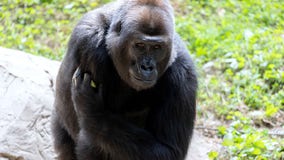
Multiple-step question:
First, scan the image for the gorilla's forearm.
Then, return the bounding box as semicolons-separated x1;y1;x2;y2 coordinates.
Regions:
77;113;180;160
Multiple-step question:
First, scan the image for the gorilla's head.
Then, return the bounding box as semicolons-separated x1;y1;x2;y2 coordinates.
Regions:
106;1;175;91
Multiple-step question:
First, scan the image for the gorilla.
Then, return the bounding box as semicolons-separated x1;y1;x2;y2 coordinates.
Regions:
52;0;197;160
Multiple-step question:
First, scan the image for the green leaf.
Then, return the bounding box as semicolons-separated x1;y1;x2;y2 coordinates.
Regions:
208;151;219;160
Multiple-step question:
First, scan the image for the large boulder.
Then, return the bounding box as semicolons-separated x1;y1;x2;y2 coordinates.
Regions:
0;47;59;160
0;47;214;160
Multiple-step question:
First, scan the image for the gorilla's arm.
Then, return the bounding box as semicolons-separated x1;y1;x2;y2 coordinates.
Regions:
72;55;197;160
65;8;111;67
147;53;198;159
53;9;112;141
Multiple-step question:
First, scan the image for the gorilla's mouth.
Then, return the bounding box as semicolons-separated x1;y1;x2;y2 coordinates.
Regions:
129;68;157;90
133;75;155;84
129;73;156;90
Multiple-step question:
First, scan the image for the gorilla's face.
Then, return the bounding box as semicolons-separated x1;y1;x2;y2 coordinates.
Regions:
106;6;174;91
109;33;172;91
127;35;172;90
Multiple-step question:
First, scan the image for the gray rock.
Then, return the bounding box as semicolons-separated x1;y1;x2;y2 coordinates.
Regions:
0;47;215;160
0;47;58;160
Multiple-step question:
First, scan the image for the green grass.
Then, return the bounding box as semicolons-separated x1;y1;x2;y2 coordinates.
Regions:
175;1;284;159
1;0;284;159
0;0;111;59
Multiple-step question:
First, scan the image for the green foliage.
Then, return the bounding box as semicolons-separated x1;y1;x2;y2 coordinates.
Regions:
0;0;102;59
219;112;284;159
208;151;218;160
1;0;284;159
175;0;284;159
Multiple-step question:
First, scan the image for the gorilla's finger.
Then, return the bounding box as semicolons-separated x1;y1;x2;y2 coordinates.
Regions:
72;68;80;86
83;73;92;86
72;75;77;87
74;67;82;79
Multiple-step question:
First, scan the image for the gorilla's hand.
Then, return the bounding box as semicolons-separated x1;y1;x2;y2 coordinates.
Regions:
71;68;103;118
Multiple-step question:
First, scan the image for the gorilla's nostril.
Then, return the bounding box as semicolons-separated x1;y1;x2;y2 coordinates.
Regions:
141;64;153;72
141;64;146;70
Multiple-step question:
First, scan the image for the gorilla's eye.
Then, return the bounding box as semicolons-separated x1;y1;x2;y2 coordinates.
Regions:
153;45;161;50
135;43;145;49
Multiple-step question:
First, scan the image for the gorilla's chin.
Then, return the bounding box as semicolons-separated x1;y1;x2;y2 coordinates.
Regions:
129;73;157;90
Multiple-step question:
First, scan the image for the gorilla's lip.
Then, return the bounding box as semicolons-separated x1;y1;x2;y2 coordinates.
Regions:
133;75;155;83
129;69;156;88
130;72;157;86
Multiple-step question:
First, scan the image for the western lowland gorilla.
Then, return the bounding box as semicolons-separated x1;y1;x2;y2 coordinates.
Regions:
52;0;197;160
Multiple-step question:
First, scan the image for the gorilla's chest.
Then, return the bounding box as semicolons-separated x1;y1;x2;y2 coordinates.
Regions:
106;90;153;128
123;106;150;128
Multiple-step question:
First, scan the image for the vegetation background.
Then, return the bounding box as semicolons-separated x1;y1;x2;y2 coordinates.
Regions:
0;0;283;159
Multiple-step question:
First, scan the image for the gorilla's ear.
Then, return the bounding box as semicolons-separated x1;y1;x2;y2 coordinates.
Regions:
110;20;122;35
106;20;122;53
114;21;122;34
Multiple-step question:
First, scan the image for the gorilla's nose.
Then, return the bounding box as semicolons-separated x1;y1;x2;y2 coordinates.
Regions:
139;60;157;81
140;63;154;72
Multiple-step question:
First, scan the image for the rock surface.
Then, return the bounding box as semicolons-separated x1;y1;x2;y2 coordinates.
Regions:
0;47;214;160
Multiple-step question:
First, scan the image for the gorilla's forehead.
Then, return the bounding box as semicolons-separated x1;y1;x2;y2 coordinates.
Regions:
123;5;174;35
